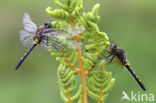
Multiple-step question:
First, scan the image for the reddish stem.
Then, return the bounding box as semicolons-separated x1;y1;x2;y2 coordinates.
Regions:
70;17;87;103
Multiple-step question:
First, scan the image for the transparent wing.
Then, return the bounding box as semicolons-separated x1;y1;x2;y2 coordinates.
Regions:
41;35;75;52
19;30;35;47
40;25;85;51
23;13;37;33
43;25;85;38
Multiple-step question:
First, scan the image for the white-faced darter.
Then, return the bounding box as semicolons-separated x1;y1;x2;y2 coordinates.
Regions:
15;13;85;70
103;43;146;91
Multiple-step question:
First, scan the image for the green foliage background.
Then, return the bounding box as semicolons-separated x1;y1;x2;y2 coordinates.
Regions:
0;0;155;103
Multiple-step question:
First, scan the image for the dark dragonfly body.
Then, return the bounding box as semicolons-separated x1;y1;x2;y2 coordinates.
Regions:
106;44;146;91
15;13;53;70
15;22;52;70
15;43;37;70
15;13;85;70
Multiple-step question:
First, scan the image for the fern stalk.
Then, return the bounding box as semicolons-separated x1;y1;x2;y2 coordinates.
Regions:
70;17;87;103
62;52;79;72
65;83;72;103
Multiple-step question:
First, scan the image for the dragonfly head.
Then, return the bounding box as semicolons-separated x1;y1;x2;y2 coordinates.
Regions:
110;44;117;52
44;22;52;28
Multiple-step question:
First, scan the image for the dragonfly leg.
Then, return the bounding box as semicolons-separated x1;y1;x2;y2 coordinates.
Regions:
105;49;111;53
46;36;49;44
108;55;115;63
103;54;112;58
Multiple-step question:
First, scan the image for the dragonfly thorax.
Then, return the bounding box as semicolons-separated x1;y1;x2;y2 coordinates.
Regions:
110;44;127;65
35;22;52;44
35;27;45;43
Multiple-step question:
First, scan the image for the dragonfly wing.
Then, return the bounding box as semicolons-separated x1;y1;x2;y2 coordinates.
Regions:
23;13;37;33
73;25;85;34
40;25;85;51
19;30;34;47
43;25;85;38
43;28;71;38
41;34;75;52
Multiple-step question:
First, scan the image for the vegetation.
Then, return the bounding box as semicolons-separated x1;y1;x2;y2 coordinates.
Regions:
45;0;115;102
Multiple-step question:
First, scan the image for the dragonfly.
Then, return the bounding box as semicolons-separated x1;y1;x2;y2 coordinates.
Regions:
104;43;146;91
15;13;85;70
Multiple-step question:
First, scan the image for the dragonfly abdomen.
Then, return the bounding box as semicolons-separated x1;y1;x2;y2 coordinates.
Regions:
124;62;146;91
15;43;37;70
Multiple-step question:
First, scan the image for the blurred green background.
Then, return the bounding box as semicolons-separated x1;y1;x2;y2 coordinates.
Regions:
0;0;155;103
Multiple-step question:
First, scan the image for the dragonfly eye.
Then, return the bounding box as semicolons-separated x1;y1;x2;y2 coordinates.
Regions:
44;22;51;28
110;44;117;52
114;45;117;49
111;44;116;48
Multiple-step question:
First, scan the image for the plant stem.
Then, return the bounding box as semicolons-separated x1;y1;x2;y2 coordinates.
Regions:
98;84;102;103
76;42;87;103
62;75;71;103
98;88;102;103
62;52;79;72
70;17;87;103
66;86;71;103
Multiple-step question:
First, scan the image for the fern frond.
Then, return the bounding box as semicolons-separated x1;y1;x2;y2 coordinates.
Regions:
51;21;69;28
79;4;100;30
78;95;83;103
54;0;68;10
87;60;115;102
58;64;82;103
46;0;82;21
46;7;70;20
